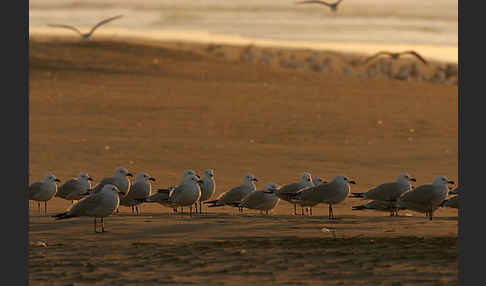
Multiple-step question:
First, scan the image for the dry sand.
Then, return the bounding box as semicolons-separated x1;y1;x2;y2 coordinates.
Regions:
29;35;458;285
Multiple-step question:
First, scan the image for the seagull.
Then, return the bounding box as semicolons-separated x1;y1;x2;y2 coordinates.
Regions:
295;0;344;13
48;15;124;41
198;169;216;214
275;172;314;215
205;173;258;213
362;50;428;65
52;184;121;233
397;176;454;220
234;183;281;215
55;173;93;204
29;174;61;216
350;173;416;216
290;175;356;220
119;172;156;215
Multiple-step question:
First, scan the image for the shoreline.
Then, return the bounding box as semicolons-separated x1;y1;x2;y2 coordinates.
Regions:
29;27;458;64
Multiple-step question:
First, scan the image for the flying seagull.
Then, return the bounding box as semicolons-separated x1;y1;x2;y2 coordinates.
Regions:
362;50;428;65
48;15;124;41
295;0;344;12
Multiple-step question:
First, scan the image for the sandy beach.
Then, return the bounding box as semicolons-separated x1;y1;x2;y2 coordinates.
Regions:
29;35;458;285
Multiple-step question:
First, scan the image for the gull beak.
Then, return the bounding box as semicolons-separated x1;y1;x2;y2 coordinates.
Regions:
349;180;357;184
148;177;156;182
252;178;258;182
127;173;133;178
197;179;204;184
54;178;61;182
447;180;455;185
410;178;416;182
88;177;94;181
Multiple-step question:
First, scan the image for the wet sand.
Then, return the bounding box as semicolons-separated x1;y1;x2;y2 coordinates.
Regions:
29;35;458;285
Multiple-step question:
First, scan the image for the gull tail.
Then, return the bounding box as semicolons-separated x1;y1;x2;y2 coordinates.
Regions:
352;205;368;211
350;192;365;198
440;199;449;207
52;212;76;220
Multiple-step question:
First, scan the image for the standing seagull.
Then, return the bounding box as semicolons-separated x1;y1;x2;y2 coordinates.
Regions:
235;183;281;215
52;184;121;233
198;169;216;214
48;15;124;41
205;173;258;213
291;175;356;220
361;50;428;65
166;174;203;216
275;172;314;215
56;172;93;204
29;174;61;216
119;172;156;215
89;167;133;199
295;0;344;13
350;173;416;216
397;176;454;220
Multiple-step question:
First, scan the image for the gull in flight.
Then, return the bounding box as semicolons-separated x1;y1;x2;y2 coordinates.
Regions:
295;0;344;13
362;50;428;65
48;15;124;41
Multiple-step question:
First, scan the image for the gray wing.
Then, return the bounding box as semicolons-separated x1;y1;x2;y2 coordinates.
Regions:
124;181;150;201
56;179;79;198
92;177;116;193
240;191;265;208
29;182;46;199
68;194;104;217
221;185;251;204
399;184;438;204
88;15;124;36
276;182;304;201
365;182;408;201
47;24;83;36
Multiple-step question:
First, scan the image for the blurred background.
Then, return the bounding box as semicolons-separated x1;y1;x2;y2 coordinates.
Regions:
29;0;458;63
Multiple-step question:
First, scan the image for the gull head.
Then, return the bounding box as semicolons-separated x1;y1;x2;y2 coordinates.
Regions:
312;177;327;186
300;172;313;183
336;175;357;185
432;176;455;186
184;174;203;185
78;172;93;182
183;169;200;180
44;173;61;183
263;182;280;194
115;167;133;178
244;173;258;184
397;173;416;183
204;169;215;179
136;172;156;183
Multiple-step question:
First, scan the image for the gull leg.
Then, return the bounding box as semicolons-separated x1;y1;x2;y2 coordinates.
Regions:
429;210;433;221
199;201;203;214
181;207;184;215
136;206;139;215
45;201;48;216
301;206;304;216
305;208;309;216
94;218;98;233
101;218;105;232
265;210;269;215
310;207;313;216
294;204;297;215
328;204;332;220
190;206;193;217
38;202;41;214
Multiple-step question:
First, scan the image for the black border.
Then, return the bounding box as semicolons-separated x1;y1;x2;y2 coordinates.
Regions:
7;0;29;284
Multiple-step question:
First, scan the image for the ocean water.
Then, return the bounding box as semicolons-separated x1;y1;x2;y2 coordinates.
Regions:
29;0;458;63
